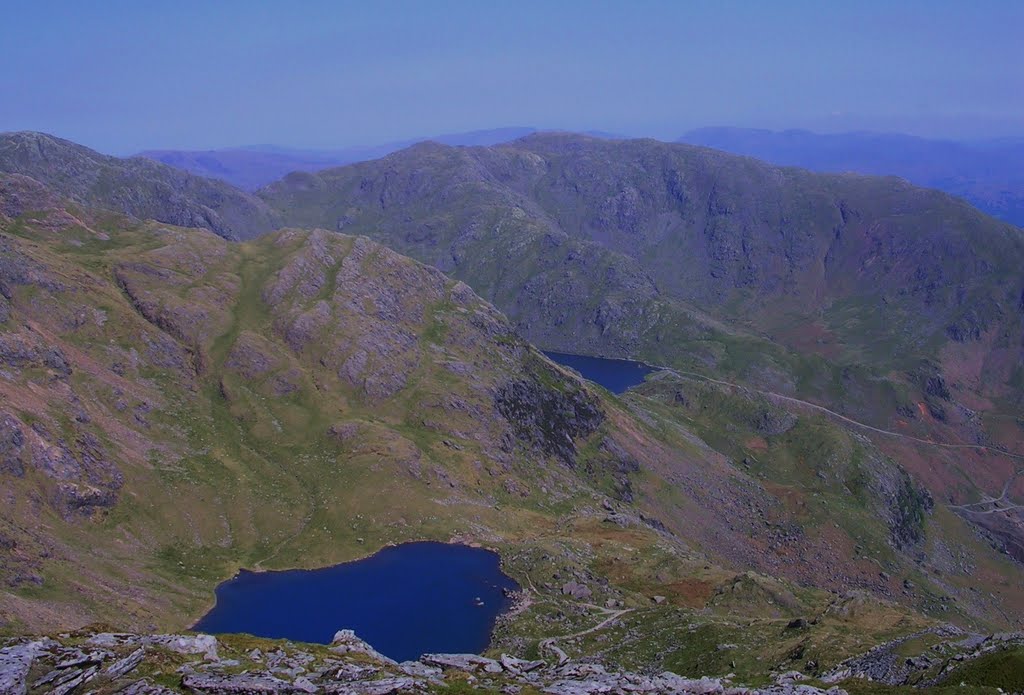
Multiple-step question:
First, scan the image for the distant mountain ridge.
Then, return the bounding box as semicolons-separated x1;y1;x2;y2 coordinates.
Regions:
137;127;539;190
679;127;1024;226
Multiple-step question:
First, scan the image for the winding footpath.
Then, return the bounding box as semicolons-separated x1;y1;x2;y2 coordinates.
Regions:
655;365;1024;462
540;604;635;660
949;469;1024;514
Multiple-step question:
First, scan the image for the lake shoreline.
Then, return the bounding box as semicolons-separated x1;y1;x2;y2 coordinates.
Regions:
192;540;520;662
543;350;659;394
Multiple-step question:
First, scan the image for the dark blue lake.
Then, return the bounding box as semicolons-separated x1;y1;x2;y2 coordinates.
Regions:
193;541;519;662
544;351;657;394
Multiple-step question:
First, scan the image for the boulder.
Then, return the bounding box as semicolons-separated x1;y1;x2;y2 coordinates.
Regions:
398;661;443;678
545;644;570;666
421;653;503;674
775;670;807;684
561;581;592;600
331;677;423;694
118;679;179;694
87;633;141;648
500;653;546;674
326;662;379;682
329;629;396;665
293;676;318;693
150;634;219;661
543;679;619;694
50;666;99;695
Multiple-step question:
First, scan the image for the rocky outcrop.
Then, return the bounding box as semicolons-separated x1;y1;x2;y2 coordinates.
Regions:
495;373;604;466
822;627;1024;688
890;475;934;548
5;626;1010;694
586;436;641;502
0;639;53;695
0;412;26;477
0;408;123;518
561;580;592;600
0;334;72;379
266;233;452;401
0;174;92;234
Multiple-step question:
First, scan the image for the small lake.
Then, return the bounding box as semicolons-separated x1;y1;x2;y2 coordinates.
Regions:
193;541;519;662
544;351;657;394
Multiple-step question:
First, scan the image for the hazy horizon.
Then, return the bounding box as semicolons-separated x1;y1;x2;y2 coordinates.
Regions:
3;1;1023;155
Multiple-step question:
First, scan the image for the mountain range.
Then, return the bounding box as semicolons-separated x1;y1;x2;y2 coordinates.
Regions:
135;128;633;191
135;126;1024;232
1;129;1022;687
259;133;1024;427
679;128;1024;227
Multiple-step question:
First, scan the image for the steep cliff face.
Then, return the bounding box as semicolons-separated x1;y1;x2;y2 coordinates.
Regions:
679;127;1024;227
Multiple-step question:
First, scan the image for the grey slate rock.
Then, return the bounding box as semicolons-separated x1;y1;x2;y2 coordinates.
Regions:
105;647;146;679
0;640;53;695
182;671;299;693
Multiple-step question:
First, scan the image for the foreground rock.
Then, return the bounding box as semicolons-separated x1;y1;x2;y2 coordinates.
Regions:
4;626;1018;694
4;626;1019;695
0;628;855;695
0;640;54;695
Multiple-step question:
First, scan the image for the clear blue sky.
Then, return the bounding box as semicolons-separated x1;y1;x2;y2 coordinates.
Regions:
2;0;1022;154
